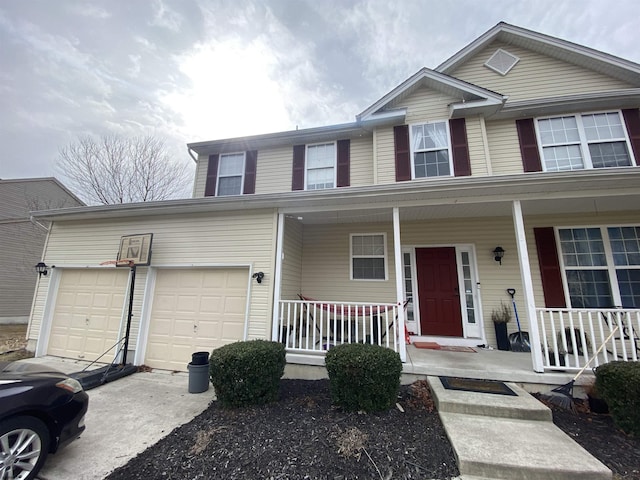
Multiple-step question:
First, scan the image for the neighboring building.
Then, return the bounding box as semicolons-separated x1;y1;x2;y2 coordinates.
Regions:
0;178;83;324
28;23;640;373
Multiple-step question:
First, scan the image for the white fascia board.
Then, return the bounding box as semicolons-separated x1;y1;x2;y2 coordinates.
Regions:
449;97;507;118
30;168;640;222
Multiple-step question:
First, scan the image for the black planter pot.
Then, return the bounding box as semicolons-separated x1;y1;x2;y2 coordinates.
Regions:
494;322;510;351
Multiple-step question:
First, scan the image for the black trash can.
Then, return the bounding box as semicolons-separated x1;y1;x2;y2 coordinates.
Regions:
188;351;210;393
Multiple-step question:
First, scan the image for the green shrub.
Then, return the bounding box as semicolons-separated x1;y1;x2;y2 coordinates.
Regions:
209;340;286;408
595;361;640;436
325;343;402;412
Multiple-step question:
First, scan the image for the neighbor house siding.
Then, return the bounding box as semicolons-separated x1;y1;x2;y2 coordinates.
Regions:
451;42;633;102
28;209;278;350
192;156;208;198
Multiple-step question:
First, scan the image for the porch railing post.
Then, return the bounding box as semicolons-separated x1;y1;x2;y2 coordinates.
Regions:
271;213;285;343
393;207;407;362
512;200;544;372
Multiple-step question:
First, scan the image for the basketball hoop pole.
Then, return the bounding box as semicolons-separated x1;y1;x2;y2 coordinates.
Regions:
122;263;136;365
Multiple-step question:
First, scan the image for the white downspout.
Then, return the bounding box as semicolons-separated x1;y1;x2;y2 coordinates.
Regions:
512;200;544;372
392;207;406;362
270;213;285;342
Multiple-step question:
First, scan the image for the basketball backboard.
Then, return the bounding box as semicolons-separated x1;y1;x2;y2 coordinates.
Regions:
117;233;153;266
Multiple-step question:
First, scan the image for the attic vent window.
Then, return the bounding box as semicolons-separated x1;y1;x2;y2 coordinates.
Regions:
485;48;519;76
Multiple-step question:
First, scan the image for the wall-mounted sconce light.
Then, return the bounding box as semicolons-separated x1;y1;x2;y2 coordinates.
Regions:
252;272;264;284
493;247;505;265
35;262;50;277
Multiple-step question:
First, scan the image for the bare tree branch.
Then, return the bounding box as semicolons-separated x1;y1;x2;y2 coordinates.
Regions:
56;134;193;205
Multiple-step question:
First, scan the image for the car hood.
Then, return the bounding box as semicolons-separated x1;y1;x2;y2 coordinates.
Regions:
0;361;70;382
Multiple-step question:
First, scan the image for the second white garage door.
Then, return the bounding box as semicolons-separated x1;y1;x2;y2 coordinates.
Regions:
145;268;249;371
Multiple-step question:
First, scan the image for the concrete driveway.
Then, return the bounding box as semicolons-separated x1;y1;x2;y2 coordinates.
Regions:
18;357;215;480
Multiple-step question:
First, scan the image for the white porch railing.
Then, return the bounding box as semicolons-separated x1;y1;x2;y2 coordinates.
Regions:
537;308;640;372
276;299;401;356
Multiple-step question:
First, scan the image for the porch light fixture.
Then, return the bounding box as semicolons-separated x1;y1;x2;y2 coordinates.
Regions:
35;262;49;277
493;247;505;265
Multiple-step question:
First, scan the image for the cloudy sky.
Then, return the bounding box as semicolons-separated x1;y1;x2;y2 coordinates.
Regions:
1;0;639;194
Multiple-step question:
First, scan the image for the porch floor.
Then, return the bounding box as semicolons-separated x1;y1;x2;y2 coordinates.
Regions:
403;345;592;391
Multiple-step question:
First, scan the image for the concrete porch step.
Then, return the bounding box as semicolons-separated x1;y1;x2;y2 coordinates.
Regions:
439;412;612;480
428;376;552;421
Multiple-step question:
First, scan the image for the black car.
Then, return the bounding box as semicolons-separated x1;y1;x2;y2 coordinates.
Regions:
0;361;89;480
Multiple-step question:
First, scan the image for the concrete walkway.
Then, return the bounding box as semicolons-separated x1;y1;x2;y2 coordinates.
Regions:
428;376;612;480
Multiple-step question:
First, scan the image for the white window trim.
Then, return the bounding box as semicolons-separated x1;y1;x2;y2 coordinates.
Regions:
216;152;246;196
409;120;454;180
304;141;337;191
535;110;636;172
350;233;388;281
555;224;640;309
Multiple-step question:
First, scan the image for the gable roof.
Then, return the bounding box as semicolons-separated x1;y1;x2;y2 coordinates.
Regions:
357;67;507;122
436;22;640;86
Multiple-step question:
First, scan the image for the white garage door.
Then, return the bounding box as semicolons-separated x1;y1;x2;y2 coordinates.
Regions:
48;269;129;361
145;268;248;371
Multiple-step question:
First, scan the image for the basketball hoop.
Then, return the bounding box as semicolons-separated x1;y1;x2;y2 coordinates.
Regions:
100;259;136;267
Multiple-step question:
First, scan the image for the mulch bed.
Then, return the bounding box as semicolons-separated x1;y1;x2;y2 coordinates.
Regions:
105;379;459;480
535;394;640;479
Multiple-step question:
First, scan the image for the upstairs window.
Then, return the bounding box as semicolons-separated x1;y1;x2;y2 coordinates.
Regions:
351;233;387;280
410;121;452;178
306;143;336;190
536;112;634;172
217;153;245;196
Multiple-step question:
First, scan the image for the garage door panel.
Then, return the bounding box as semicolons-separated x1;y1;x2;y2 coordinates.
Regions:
48;269;128;361
146;268;248;371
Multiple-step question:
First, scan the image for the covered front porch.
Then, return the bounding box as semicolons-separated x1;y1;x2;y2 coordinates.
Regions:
268;171;640;374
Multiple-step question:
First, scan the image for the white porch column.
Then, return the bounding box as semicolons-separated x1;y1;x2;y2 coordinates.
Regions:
270;213;285;342
393;207;407;362
511;200;544;372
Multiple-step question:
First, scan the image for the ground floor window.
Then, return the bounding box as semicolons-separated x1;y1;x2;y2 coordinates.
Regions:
350;233;387;280
558;226;640;308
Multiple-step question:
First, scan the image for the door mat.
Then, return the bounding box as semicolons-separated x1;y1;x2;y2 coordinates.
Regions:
439;376;517;396
412;342;476;353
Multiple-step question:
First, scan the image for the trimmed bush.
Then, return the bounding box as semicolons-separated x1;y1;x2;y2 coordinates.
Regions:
595;361;640;436
209;340;286;408
325;343;402;412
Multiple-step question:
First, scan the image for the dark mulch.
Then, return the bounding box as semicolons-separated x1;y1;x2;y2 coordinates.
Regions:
105;379;459;480
535;394;640;479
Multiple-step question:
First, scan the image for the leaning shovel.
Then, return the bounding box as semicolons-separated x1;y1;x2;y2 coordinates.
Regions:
507;288;531;352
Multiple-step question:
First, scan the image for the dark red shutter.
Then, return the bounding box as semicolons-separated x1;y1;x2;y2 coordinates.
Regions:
516;118;543;172
204;154;219;197
243;150;257;194
449;118;471;177
534;227;567;308
336;139;350;187
292;145;305;191
394;125;411;182
622;108;640;165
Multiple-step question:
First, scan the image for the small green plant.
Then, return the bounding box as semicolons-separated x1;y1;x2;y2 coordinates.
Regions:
325;343;402;412
595;361;640;436
491;302;512;324
209;340;286;408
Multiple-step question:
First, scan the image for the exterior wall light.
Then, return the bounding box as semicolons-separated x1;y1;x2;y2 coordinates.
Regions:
493;247;505;265
35;262;50;277
252;271;264;283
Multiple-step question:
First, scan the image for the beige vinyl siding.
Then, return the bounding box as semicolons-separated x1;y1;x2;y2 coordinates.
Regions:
301;223;397;304
281;217;303;300
255;146;292;194
485;119;524;175
375;127;397;185
452;42;633;102
28;209;278;349
350;136;374;186
466;115;489;176
192;155;208;198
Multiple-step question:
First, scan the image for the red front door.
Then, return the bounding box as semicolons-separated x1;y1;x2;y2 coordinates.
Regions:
416;247;463;337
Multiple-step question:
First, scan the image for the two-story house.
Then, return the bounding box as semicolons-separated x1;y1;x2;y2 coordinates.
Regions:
27;23;640;374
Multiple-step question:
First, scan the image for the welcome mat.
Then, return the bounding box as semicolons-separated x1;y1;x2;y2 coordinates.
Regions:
439;376;517;396
412;342;476;353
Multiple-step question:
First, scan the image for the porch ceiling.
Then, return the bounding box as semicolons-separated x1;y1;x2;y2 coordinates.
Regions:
293;194;640;225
